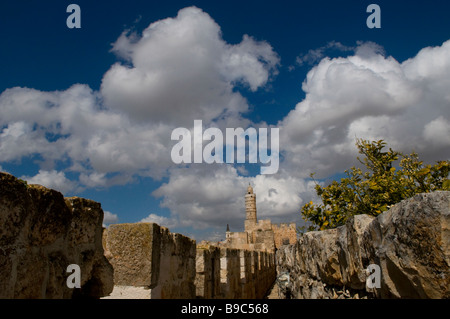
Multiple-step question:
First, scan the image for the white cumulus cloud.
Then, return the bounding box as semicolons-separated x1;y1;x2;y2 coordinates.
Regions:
152;165;310;231
139;213;180;230
102;6;279;126
280;40;450;178
20;170;78;194
0;6;279;189
103;211;119;226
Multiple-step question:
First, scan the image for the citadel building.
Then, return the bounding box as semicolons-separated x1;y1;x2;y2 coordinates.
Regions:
221;184;297;252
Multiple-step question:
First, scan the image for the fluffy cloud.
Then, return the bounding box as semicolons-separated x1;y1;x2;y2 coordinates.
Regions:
151;39;450;238
153;165;245;230
294;40;354;67
1;6;449;241
423;116;450;146
280;40;450;178
0;7;284;241
20;170;78;194
103;211;119;226
0;84;174;183
102;6;279;126
153;165;310;231
139;213;180;230
152;39;450;238
0;6;279;190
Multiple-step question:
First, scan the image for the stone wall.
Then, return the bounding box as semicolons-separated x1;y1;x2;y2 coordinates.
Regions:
276;191;450;299
195;245;276;299
195;244;221;298
103;222;196;298
103;222;277;299
0;171;278;299
227;231;248;247
250;221;276;252
0;172;114;299
272;223;297;248
219;247;241;298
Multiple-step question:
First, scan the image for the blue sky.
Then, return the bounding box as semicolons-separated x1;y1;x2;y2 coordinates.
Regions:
1;0;449;241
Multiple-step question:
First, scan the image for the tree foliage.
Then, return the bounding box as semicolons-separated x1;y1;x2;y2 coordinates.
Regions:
301;139;450;231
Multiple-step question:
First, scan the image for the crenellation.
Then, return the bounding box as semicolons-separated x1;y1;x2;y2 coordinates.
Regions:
103;222;276;299
2;170;447;299
0;172;277;299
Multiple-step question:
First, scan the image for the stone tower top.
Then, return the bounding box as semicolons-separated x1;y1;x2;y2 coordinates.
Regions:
245;183;257;230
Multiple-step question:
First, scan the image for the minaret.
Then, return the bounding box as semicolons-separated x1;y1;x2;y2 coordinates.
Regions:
226;224;231;243
244;183;257;232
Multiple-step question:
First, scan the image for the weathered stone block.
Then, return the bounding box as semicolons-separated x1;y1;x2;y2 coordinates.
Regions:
103;223;160;287
152;229;196;298
0;172;114;299
195;245;220;298
366;191;450;298
0;173;33;247
219;248;241;298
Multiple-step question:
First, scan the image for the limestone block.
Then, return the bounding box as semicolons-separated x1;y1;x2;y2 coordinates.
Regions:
195;245;220;298
0;172;114;299
339;214;375;289
273;223;297;248
104;223;160;287
0;173;33;247
219;248;241;298
154;229;196;298
365;191;450;298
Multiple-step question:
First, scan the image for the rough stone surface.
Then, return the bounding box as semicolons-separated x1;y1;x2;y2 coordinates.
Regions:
195;244;221;298
273;223;298;248
365;191;450;298
103;223;160;287
0;172;114;299
219;247;241;298
153;228;196;298
276;191;449;299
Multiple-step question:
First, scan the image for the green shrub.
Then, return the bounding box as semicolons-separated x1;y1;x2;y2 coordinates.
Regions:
301;139;449;231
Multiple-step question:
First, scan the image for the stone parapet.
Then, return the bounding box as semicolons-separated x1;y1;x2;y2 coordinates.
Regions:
104;224;276;299
195;245;276;299
0;172;113;299
195;244;221;298
276;192;450;299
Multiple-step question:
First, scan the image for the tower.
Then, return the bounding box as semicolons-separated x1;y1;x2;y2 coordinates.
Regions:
244;184;257;231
